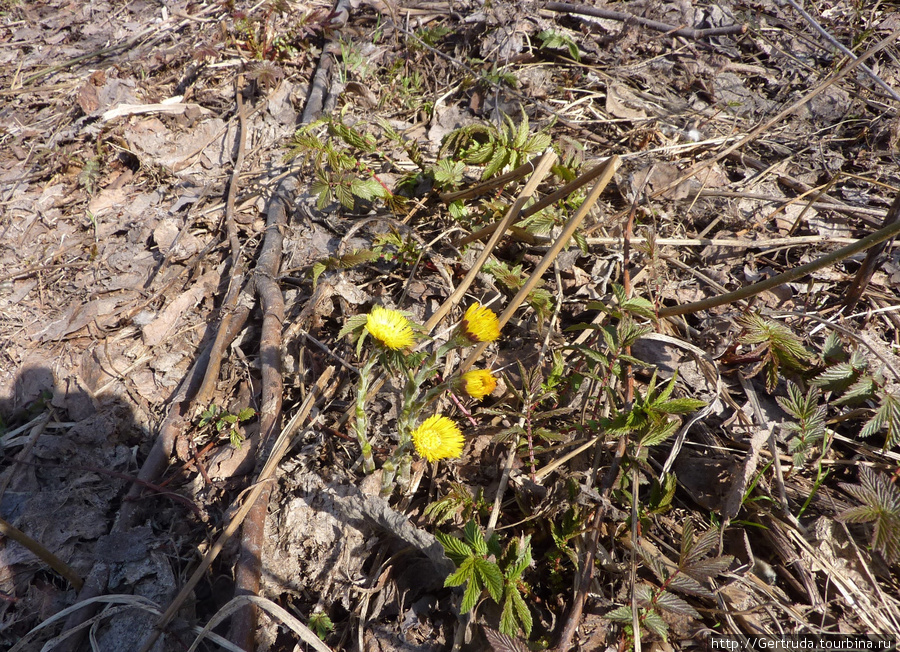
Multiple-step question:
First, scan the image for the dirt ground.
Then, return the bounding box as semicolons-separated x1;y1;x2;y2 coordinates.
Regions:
2;0;900;651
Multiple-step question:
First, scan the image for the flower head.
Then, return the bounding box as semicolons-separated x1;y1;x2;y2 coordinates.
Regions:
460;369;497;399
366;306;415;350
461;303;500;343
411;415;464;463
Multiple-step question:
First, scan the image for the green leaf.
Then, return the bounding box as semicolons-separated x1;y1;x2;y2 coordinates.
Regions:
337;313;369;341
639;419;679;447
666;573;711;598
655;397;707;414
474;558;504;603
464;520;488;556
335;183;355;209
811;362;858;392
445;556;476;589
838;504;881;523
329;120;376;152
621;295;656;320
433;159;466;188
436;532;474;566
483;146;510;180
460;572;482;613
833;375;877;405
682;555;734;581
654;590;701;618
350;177;388;201
643;609;669;640
506;535;533;580
860;392;900;448
837;467;900;563
604;606;634;623
509;588;532;636
448;200;468;220
500;589;519;636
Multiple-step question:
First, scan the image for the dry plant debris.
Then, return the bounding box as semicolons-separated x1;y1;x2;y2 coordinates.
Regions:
1;0;900;650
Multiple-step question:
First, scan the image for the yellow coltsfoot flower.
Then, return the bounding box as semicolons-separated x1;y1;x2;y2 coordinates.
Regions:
461;303;500;343
412;414;465;463
460;369;497;399
366;306;415;350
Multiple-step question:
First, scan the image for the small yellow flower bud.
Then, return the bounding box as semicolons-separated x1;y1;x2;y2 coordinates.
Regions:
460;369;497;399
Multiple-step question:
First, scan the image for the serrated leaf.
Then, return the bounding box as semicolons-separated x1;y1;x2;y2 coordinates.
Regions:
833;375;877;405
655;397;707;414
573;230;588;253
837;467;900;563
811;362;857;391
461;572;482;613
474;558;504;603
510;586;533;636
465;141;495;165
651;472;677;512
683;555;734;581
445;556;476;588
526;131;552;153
337;313;369;341
821;331;846;361
621;296;656;320
634;583;655;605
483;146;510;180
680;520;695;560
506;535;533;580
435;530;474;565
350;177;387;201
310;261;327;288
666;573;712;598
484;627;529;652
837;504;881;523
448;200;468;220
859;393;900;448
685;527;719;565
433;159;466;187
654;589;701;618
567;344;608;367
643;609;669;639
604;606;634;623
639;419;679;447
638;555;669;584
335;183;354;209
512;113;529;150
464;520;488;555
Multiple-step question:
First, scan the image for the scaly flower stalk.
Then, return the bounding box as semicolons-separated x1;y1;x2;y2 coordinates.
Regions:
353;357;378;474
397;452;412;489
380;458;396;497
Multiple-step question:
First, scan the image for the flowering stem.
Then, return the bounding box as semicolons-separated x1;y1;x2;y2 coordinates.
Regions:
380;459;396;497
448;389;479;428
397;452;412;489
354;357;378;474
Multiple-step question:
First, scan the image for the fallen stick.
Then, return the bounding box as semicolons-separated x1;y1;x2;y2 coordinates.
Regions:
229;170;291;648
545;2;747;40
658;203;900;318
